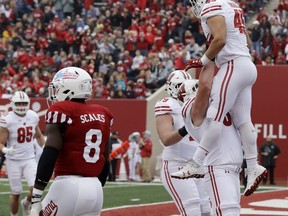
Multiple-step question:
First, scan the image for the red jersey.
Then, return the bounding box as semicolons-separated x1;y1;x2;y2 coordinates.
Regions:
45;100;113;177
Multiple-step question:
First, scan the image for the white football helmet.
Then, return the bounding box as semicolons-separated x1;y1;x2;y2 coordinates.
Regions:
48;67;92;103
189;0;206;18
129;132;141;142
166;70;192;98
177;79;199;103
10;91;30;115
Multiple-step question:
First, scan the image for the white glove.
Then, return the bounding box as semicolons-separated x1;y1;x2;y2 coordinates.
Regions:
2;147;16;156
30;202;42;216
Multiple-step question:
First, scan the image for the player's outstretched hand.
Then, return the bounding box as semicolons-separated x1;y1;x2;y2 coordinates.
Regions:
2;147;16;156
185;58;203;71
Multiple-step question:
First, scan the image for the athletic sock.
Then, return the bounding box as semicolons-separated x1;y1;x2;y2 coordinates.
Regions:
238;122;258;169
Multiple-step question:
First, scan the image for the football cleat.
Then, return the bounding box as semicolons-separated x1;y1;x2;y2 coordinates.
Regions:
243;164;267;196
21;199;30;216
171;159;205;179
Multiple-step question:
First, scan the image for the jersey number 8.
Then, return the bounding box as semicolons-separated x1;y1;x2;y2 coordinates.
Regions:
83;129;102;163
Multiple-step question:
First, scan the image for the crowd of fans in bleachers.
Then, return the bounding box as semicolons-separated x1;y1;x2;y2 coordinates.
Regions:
0;0;287;99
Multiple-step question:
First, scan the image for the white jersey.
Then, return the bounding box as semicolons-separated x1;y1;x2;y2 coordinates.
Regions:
182;98;243;167
154;97;198;162
0;110;39;160
201;0;250;67
127;141;141;163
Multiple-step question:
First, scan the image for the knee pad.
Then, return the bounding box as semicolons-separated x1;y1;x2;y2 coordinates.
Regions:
9;178;22;195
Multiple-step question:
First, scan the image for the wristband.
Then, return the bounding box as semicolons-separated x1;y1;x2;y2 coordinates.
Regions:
32;188;43;203
178;126;188;137
200;54;211;66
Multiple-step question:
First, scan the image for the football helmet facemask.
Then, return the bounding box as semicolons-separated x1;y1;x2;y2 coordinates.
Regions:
11;91;30;115
48;67;92;104
177;79;199;103
189;0;206;18
166;70;192;98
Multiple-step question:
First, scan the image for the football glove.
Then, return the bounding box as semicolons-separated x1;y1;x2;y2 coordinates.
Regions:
2;147;16;156
185;58;203;71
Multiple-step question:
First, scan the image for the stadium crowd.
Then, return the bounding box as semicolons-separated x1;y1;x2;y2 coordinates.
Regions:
0;0;287;99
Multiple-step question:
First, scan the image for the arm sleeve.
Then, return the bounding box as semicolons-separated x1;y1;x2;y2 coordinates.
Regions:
34;146;59;188
98;160;110;187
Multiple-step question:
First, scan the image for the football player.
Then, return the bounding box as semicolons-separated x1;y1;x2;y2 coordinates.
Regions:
30;67;113;216
171;0;267;196
154;70;211;216
0;91;45;216
176;62;244;215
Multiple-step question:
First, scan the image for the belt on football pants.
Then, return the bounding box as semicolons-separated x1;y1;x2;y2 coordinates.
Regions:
206;165;242;173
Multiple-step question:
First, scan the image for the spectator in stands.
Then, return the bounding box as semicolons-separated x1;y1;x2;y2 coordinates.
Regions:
285;39;288;63
250;20;264;58
262;55;274;65
259;15;271;31
274;50;287;64
262;28;274;56
131;49;145;78
126;81;136;99
270;17;283;37
0;0;279;100
185;37;201;59
133;78;147;99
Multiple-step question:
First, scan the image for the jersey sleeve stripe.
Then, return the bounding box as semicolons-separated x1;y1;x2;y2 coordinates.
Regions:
155;106;170;109
46;111;52;123
53;111;59;123
182;98;194;118
46;111;73;124
155;109;172;113
201;5;222;16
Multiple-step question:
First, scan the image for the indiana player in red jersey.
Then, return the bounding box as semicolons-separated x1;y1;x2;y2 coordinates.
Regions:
30;67;113;216
171;0;267;196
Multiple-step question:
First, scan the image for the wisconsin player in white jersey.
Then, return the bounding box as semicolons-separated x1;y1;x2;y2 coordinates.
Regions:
30;67;113;216
175;63;243;215
172;0;267;196
154;70;211;216
0;91;45;216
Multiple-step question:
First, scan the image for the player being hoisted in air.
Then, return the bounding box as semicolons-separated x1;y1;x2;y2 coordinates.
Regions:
171;0;267;196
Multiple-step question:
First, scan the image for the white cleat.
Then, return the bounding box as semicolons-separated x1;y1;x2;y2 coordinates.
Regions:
171;159;205;179
21;199;30;216
244;164;267;196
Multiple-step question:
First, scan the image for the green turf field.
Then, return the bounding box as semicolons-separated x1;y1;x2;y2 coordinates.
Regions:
0;179;173;216
0;178;279;216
